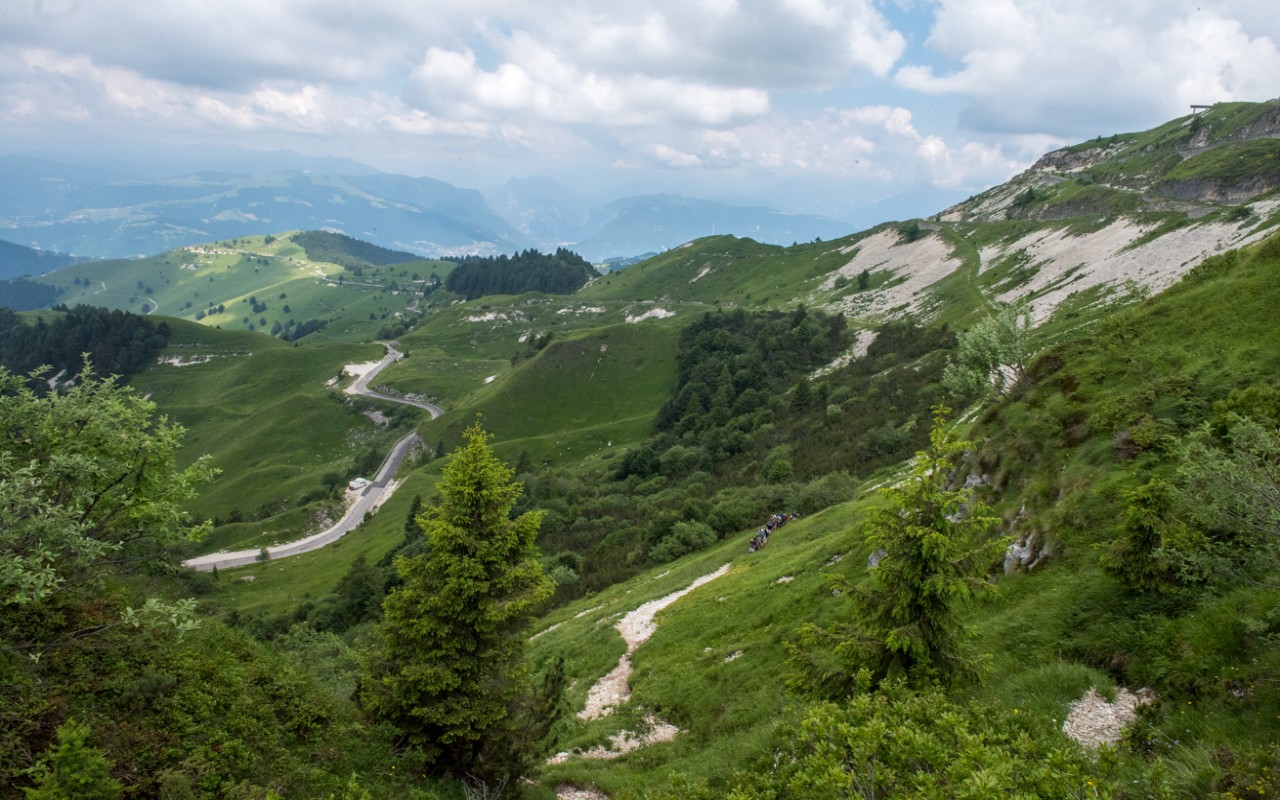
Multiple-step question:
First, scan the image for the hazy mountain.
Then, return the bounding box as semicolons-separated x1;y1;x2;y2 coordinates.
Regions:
569;193;853;261
0;158;529;259
1;157;862;264
487;178;859;261
485;176;596;248
0;237;81;280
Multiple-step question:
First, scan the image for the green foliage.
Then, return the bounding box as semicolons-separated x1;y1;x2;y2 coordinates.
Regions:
943;301;1034;399
0;305;170;383
1172;414;1280;585
444;248;596;300
726;683;1099;800
793;406;999;691
0;278;63;312
1099;478;1183;592
0;365;215;609
22;719;122;800
761;444;794;482
362;421;554;781
896;220;926;243
290;230;418;270
651;521;717;563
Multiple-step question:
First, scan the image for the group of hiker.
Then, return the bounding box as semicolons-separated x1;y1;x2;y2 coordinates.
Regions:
747;512;797;552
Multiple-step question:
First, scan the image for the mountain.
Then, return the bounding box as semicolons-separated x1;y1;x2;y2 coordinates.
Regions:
484;179;854;260
0;157;529;259
0;156;861;264
0;238;80;280
485;176;596;248
569;193;853;260
7;100;1280;800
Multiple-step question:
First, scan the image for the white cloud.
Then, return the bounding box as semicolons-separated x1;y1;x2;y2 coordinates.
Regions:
612;104;1034;193
404;38;772;128
895;0;1280;135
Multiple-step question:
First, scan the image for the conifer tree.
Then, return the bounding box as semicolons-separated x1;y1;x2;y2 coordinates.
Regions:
361;421;553;782
789;405;999;693
854;405;999;685
23;719;122;800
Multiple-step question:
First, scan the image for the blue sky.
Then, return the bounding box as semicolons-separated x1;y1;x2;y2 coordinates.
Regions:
0;0;1275;221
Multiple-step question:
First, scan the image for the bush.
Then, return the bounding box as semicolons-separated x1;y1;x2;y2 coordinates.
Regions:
650;521;717;563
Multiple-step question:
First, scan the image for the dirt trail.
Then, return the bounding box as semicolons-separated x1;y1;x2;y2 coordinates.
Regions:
550;564;731;796
578;564;731;720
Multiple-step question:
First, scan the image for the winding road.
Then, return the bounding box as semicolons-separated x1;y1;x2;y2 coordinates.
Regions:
183;342;439;572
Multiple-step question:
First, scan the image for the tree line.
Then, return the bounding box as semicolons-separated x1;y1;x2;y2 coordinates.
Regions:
0;305;170;384
443;248;595;300
0;277;63;311
290;230;419;270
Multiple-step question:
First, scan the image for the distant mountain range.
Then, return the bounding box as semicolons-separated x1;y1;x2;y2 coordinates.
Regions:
0;238;80;281
0;155;852;263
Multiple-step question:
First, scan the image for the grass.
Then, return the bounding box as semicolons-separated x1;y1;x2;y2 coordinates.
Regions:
132;319;425;554
515;230;1280;797
528;494;880;795
198;467;438;617
420;321;681;466
38;232;433;342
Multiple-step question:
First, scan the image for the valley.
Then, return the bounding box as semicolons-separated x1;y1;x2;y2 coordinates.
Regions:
3;100;1280;799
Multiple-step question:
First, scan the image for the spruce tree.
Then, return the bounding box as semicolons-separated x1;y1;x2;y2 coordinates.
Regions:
789;405;999;694
361;421;553;781
855;404;999;685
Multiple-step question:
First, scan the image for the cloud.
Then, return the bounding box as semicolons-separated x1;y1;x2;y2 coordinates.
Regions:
615;104;1036;193
895;0;1280;136
403;37;772;128
572;0;906;87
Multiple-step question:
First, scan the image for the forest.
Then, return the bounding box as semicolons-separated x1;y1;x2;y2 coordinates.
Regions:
0;305;169;384
0;277;63;312
444;249;597;300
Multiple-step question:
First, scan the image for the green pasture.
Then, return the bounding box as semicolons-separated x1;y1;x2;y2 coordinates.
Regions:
39;233;433;341
132;320;428;553
419;320;682;466
198;468;439;617
578;234;860;310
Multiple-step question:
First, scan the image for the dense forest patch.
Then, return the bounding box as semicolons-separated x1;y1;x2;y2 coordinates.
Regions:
0;305;169;383
444;248;596;299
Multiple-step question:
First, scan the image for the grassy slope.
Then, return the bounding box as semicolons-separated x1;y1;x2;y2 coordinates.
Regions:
421;321;682;466
578;233;863;313
39;233;448;343
133;318;417;555
525;231;1280;797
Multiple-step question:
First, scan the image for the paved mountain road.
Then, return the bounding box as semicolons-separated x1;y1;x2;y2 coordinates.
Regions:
183;342;438;572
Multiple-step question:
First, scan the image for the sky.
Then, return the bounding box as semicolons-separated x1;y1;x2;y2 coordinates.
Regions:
1;0;1277;220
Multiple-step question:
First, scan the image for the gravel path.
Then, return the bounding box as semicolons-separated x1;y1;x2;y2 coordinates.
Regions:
578;564;731;721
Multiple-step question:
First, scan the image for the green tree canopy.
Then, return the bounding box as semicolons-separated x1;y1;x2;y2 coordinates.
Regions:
943;301;1035;399
361;420;553;782
0;365;215;609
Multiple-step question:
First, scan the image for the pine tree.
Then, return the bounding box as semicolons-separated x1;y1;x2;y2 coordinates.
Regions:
23;719;122;800
856;404;999;685
789;405;999;694
361;421;553;781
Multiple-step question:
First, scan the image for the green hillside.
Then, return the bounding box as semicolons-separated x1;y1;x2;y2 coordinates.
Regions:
8;102;1280;799
524;228;1280;798
422;321;682;466
131;318;419;556
579;234;866;313
38;231;452;342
